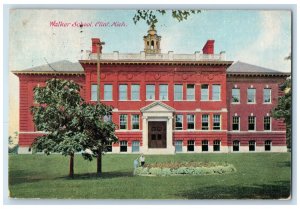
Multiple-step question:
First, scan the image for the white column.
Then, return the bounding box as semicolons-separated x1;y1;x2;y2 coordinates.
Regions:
166;116;175;153
142;116;148;153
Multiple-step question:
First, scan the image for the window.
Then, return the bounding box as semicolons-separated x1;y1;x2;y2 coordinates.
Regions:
213;140;221;151
233;140;240;152
187;84;195;100
248;116;256;131
264;116;271;131
159;84;168;100
175;115;183;130
132;141;140;153
265;140;272;151
187;140;195;152
201;84;209;101
249;140;256;151
247;88;256;103
202;140;208;152
146;84;155;100
104;84;112;100
174;84;183;100
232;88;240;103
232;116;240;131
120;141;127;152
202;114;209;130
105;142;112;152
119;114;127;130
187;114;195;130
132;115;140;130
91;84;97;101
119;84;127;100
213;114;221;130
175;140;183;152
131;84;140;100
212;84;221;101
264;88;271;103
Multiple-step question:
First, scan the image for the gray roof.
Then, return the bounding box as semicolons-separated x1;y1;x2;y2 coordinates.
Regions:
20;60;83;72
227;61;288;74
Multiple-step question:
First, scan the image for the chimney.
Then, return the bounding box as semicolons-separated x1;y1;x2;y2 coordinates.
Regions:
91;38;100;53
202;40;215;54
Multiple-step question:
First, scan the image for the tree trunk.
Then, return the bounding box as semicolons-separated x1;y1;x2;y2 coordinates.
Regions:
97;149;102;177
69;153;74;178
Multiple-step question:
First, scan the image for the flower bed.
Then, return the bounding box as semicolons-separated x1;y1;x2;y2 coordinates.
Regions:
135;161;236;176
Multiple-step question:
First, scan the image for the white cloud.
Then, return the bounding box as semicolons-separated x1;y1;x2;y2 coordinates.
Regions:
234;11;291;72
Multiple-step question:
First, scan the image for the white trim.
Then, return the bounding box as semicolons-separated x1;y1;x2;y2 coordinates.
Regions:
228;131;286;133
140;101;176;112
112;109;228;113
19;131;48;134
173;130;227;132
116;130;142;133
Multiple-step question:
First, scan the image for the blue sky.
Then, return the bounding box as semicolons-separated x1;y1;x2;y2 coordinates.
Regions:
9;9;291;72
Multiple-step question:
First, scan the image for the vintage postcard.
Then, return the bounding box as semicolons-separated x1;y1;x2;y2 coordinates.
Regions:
8;8;292;200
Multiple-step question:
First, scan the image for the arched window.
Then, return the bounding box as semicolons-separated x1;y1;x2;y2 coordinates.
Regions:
151;40;154;49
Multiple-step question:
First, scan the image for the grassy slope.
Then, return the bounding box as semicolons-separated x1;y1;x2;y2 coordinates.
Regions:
9;153;291;199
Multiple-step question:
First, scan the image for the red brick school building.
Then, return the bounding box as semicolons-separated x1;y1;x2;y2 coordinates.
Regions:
13;27;289;154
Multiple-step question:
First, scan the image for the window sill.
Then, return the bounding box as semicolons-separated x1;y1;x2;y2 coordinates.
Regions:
103;100;114;101
247;102;256;104
231;102;240;104
263;102;272;104
119;100;128;101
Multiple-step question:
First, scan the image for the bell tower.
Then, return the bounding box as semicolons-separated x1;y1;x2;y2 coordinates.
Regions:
143;26;161;54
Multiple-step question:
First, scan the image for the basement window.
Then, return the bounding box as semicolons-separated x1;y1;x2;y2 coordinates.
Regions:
202;140;209;152
233;140;240;152
249;140;256;151
213;140;221;152
187;140;195;152
120;141;127;152
265;140;272;151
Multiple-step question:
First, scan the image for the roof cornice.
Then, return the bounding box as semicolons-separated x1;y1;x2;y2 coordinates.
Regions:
227;72;290;77
79;60;233;66
12;71;85;76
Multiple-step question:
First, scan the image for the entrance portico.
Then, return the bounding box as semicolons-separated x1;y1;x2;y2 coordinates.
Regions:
140;101;175;154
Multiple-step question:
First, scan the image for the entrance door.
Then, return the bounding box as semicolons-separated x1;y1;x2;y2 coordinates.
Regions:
148;121;167;148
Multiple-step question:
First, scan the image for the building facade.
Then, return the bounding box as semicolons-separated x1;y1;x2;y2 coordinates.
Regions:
14;28;289;154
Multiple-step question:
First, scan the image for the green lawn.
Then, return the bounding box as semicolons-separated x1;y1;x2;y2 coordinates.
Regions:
9;153;291;199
